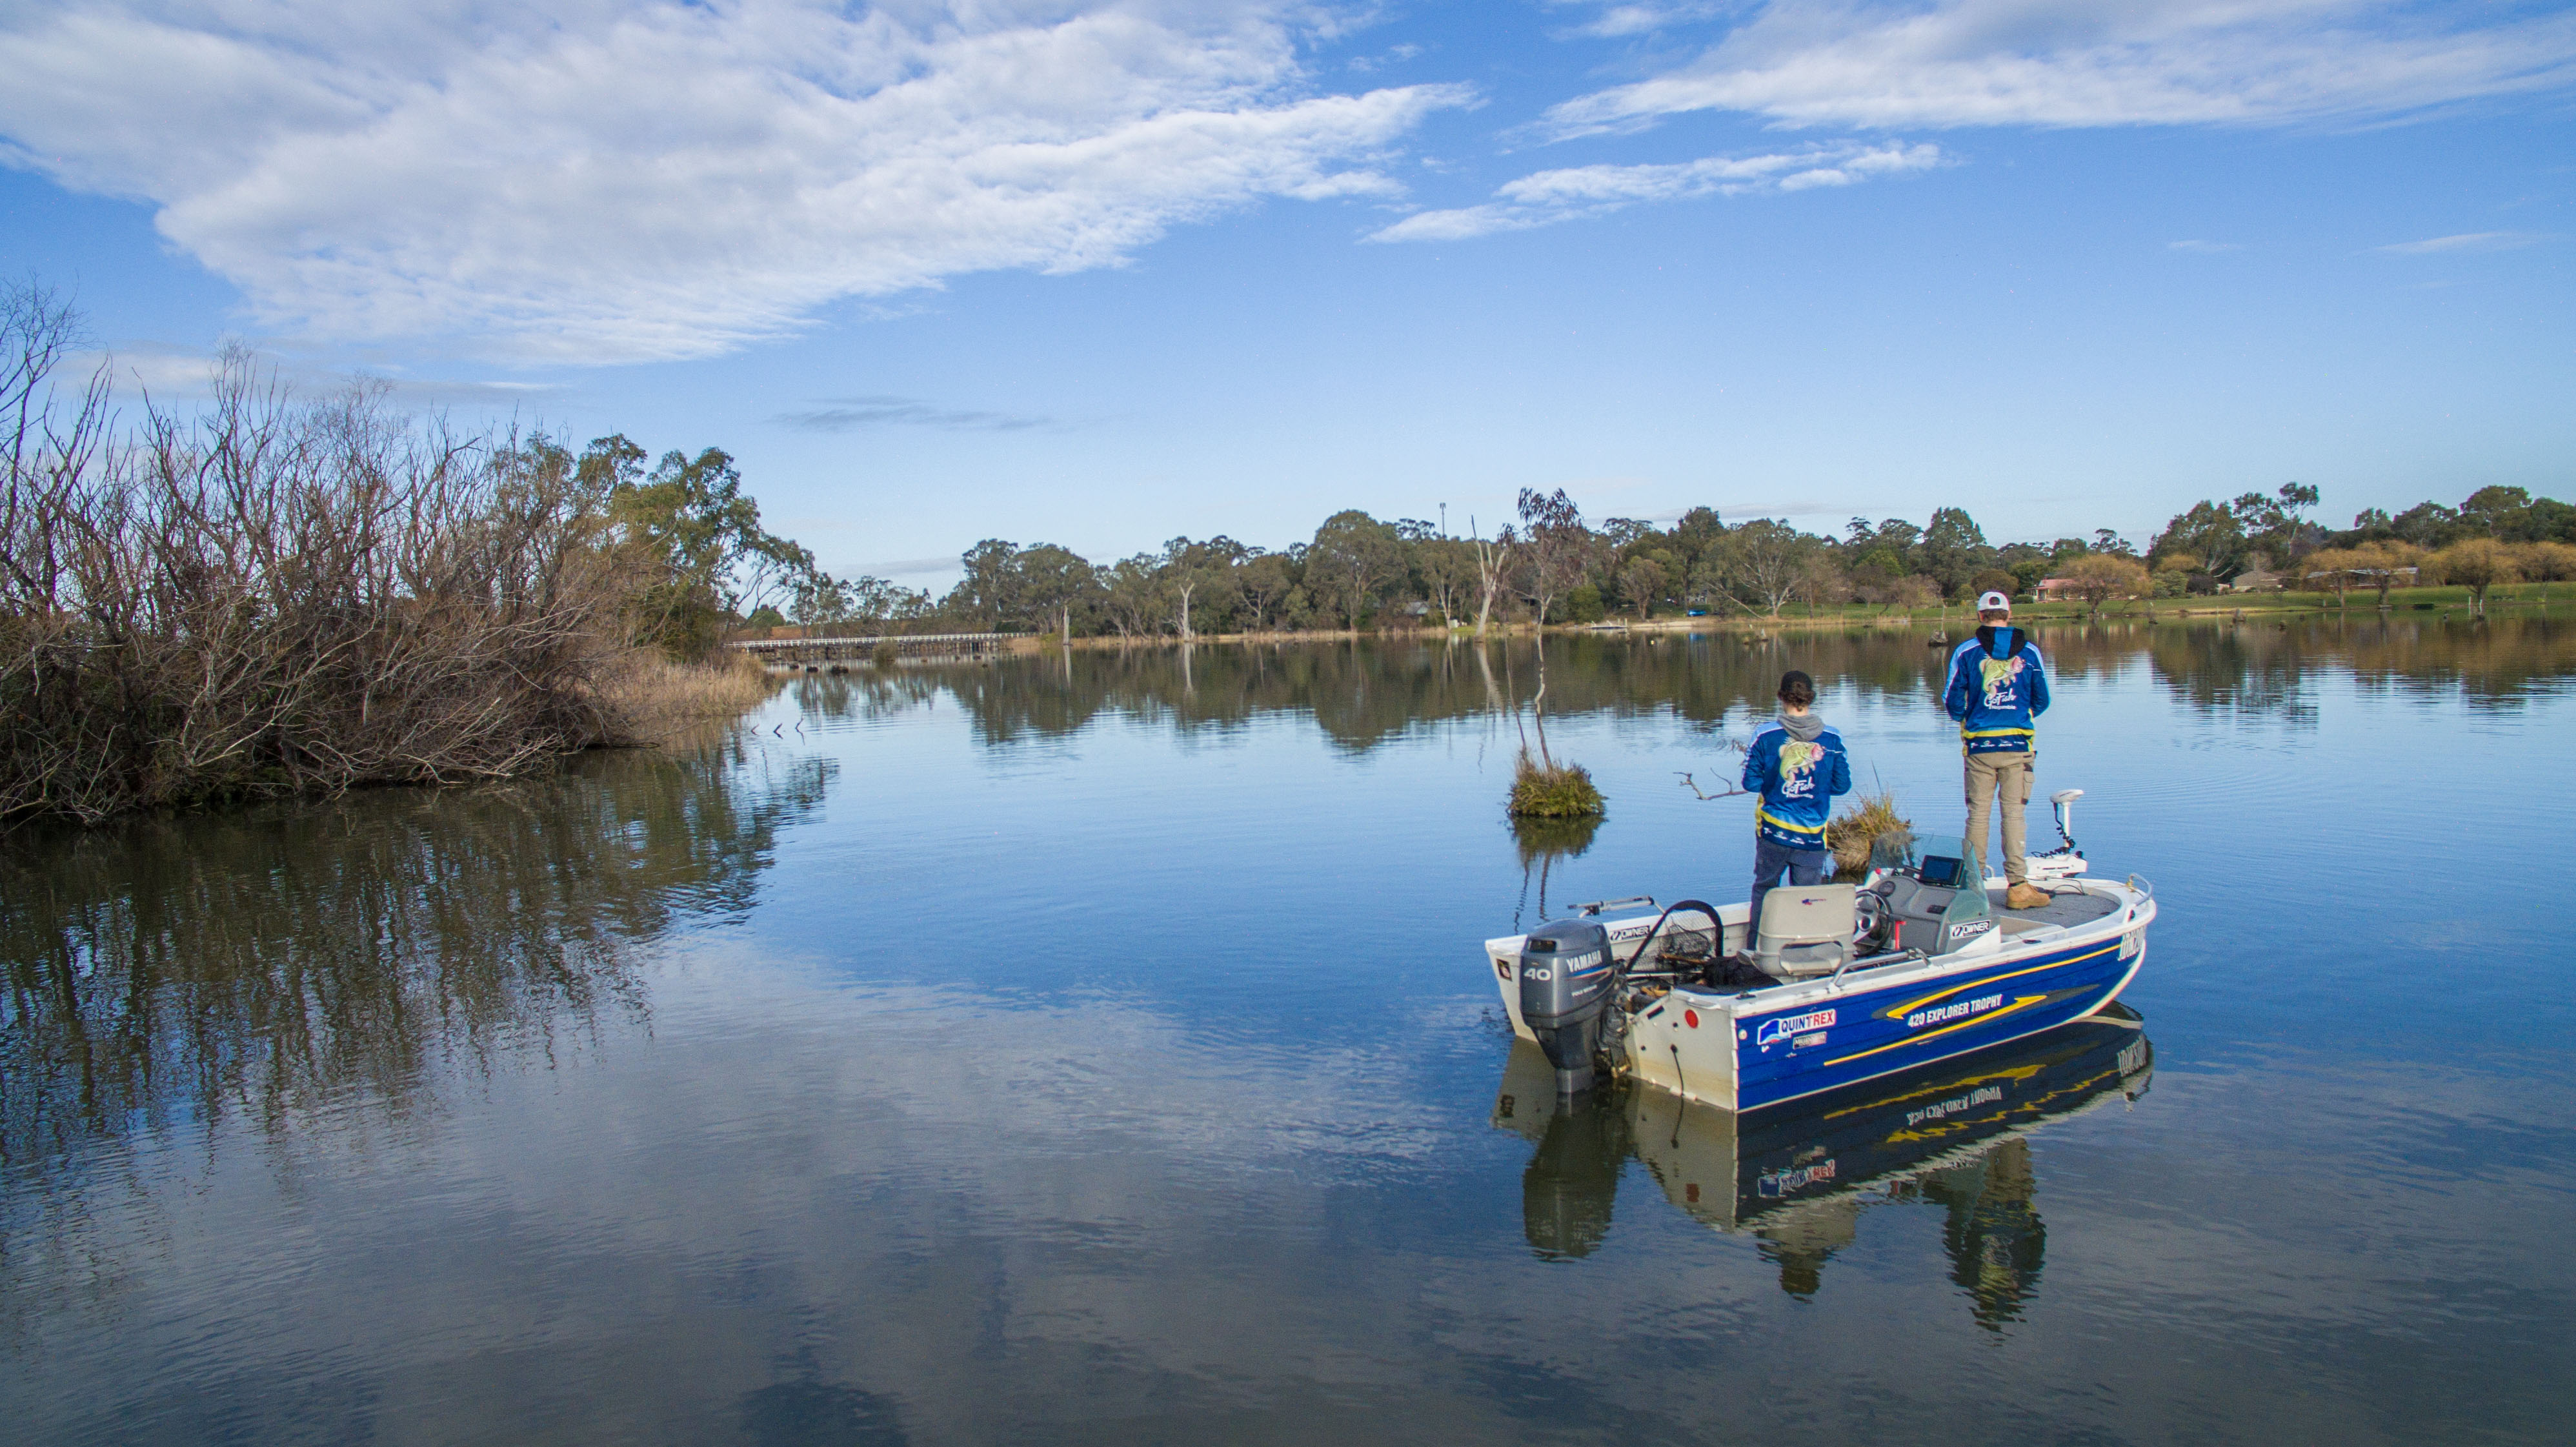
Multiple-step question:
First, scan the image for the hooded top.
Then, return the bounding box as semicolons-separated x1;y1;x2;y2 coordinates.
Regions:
1942;625;2050;754
1740;714;1853;849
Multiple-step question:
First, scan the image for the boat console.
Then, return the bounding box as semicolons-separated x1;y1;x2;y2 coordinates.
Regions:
1860;832;1999;958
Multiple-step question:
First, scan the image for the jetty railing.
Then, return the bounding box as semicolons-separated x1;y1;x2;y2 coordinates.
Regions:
728;633;1014;667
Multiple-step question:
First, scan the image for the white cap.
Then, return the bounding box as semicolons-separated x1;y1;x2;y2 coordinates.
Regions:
1977;590;2011;612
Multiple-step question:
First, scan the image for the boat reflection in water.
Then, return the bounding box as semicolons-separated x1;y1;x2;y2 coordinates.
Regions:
1494;1007;2152;1325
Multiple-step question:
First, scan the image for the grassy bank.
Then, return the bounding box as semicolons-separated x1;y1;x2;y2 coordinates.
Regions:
943;583;2575;657
1597;582;2575;633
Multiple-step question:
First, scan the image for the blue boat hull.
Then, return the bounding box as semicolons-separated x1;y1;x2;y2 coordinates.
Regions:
1734;935;2143;1111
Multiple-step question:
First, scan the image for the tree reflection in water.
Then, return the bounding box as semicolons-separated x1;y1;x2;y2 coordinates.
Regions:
0;729;831;1187
788;616;2576;755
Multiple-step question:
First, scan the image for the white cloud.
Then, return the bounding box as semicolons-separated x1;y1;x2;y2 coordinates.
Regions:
1546;2;1736;39
1367;140;1940;241
1540;0;2576;136
66;343;570;404
0;3;1471;363
2373;230;2543;254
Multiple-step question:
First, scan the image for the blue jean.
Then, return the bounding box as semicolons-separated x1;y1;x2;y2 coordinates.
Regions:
1751;836;1829;933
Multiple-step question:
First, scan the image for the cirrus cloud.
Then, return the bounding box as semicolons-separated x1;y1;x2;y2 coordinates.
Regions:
0;2;1471;364
1367;141;1942;242
1540;0;2576;137
2373;230;2542;254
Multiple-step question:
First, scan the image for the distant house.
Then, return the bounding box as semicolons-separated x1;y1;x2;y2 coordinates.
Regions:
2035;576;2077;600
2226;565;2282;593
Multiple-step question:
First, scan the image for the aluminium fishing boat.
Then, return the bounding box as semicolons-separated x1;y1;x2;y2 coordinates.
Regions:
1485;789;2153;1111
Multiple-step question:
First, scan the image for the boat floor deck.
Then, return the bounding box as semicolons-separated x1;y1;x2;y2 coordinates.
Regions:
1988;886;2122;930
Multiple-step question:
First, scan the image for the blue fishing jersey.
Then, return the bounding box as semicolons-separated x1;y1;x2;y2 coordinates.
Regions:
1944;629;2050;754
1740;720;1853;849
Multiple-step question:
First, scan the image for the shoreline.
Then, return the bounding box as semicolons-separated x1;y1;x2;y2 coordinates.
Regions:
932;585;2571;654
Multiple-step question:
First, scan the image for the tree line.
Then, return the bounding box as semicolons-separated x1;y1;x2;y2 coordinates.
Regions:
784;477;2576;641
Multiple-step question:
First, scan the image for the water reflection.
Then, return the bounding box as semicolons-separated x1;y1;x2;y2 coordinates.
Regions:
3;617;2571;1444
0;733;830;1179
787;615;2576;751
1493;1013;2153;1326
1510;814;1602;927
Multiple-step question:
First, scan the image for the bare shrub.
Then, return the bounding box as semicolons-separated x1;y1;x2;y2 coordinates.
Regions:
0;291;630;822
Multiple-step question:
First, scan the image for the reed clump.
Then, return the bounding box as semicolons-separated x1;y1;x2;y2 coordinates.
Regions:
603;653;776;744
1508;748;1604;818
1829;791;1911;875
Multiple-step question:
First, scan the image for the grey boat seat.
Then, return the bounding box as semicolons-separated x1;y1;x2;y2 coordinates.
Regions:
1751;884;1857;980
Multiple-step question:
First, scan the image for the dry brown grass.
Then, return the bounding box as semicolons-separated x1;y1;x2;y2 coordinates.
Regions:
601;651;775;743
1829;791;1911;874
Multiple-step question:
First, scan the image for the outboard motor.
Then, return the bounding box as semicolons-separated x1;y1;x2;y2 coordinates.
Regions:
1519;919;1615;1096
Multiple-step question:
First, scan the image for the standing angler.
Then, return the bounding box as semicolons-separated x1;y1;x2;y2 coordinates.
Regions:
1946;590;2052;911
1741;670;1853;926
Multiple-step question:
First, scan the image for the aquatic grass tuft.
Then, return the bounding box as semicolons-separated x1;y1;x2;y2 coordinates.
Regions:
1829;791;1911;875
1509;749;1604;818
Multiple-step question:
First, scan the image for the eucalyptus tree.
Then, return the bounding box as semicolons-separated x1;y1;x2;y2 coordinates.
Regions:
1415;536;1478;626
1159;534;1249;638
1016;544;1102;642
1718;518;1815;616
594;437;813;655
1514;488;1595;628
1918;507;1991;600
1101;554;1162;639
1467;519;1514;637
1306;510;1407;627
1234;552;1296;631
947;540;1022;631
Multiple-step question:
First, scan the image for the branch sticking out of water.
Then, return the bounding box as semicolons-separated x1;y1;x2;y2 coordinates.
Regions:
1675;772;1751;801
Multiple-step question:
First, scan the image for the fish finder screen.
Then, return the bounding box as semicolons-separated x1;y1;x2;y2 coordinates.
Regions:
1918;855;1963;887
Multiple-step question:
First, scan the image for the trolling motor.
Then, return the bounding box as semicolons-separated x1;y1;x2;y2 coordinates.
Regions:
2027;788;2087;880
1518;919;1614;1097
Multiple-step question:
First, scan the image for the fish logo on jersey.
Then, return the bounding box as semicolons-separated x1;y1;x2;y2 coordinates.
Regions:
1979;655;2026;710
1776;739;1822;798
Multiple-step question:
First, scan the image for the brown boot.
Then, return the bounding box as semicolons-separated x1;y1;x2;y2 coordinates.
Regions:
2004;883;2049;911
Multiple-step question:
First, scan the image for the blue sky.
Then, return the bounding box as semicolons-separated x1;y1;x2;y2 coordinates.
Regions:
2;1;2571;585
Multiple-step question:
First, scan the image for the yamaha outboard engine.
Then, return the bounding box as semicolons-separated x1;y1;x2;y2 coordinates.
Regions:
1519;919;1615;1096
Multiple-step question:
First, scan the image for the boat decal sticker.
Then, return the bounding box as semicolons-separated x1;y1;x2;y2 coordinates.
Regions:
1878;943;2121;1022
1758;1159;1838;1197
1753;1009;1836;1051
1825;993;2050;1067
1907;992;2005;1029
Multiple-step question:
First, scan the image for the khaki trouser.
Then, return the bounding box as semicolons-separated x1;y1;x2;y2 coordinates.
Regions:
1963;749;2035;885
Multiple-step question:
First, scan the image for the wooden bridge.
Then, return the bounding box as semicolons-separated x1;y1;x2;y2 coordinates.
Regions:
729;632;1016;669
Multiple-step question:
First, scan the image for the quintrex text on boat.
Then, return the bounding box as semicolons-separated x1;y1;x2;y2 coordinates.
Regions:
1486;789;2155;1111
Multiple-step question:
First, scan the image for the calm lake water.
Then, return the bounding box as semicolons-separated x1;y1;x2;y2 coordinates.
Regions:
6;619;2573;1445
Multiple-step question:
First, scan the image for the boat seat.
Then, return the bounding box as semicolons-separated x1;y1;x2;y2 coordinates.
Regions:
1751;884;1857;980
